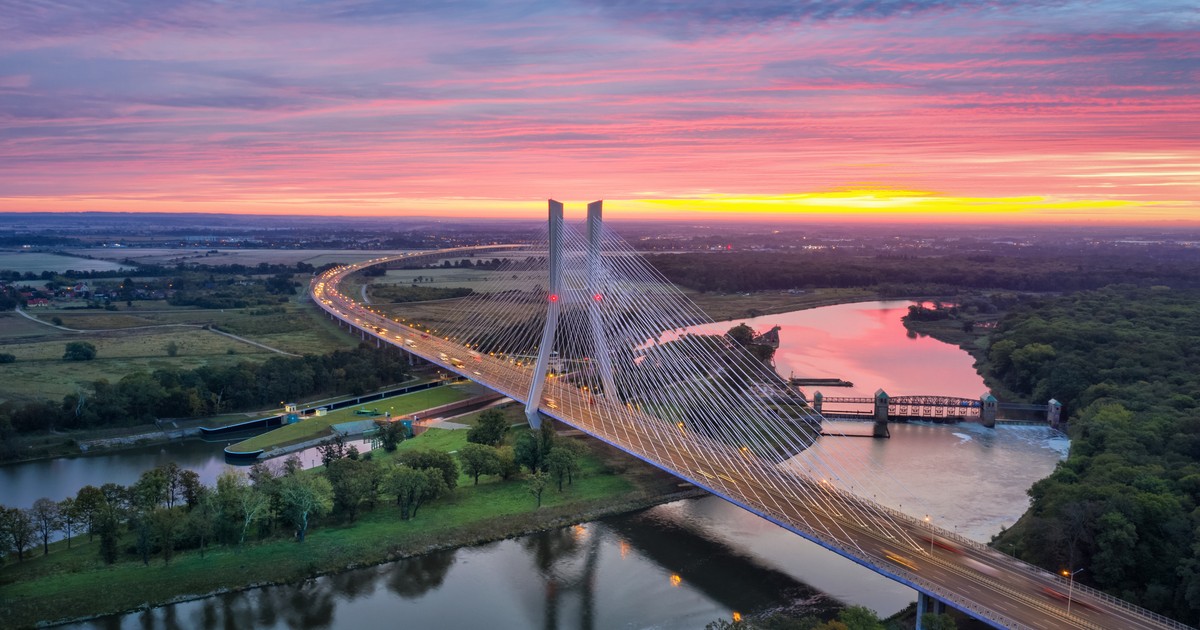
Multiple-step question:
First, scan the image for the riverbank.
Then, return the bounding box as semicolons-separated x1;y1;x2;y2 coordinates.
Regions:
900;315;1026;404
0;429;705;628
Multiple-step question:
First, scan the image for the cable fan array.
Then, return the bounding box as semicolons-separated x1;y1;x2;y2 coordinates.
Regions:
394;216;933;557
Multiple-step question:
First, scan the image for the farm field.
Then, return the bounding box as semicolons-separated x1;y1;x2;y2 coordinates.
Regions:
0;293;364;405
62;248;415;268
370;267;544;292
0;251;133;274
0;313;55;339
0;327;273;404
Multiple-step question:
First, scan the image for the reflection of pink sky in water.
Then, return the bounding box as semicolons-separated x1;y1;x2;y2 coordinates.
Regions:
706;301;986;399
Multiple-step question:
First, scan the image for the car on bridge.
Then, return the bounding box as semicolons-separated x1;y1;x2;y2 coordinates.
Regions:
885;552;918;571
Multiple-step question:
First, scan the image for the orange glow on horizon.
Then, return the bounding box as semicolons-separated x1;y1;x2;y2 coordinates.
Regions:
0;186;1195;226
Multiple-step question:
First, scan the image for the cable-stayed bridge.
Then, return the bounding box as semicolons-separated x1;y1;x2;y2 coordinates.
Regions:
310;201;1189;630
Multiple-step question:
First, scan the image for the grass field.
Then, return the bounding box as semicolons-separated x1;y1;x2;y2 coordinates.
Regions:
0;312;55;339
687;287;879;321
0;327;274;404
0;251;133;273
62;248;416;268
229;385;470;453
371;268;545;292
0;419;679;628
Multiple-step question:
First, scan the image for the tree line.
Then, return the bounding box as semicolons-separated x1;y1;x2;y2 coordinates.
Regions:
645;250;1200;294
985;285;1200;623
0;409;587;569
0;345;411;449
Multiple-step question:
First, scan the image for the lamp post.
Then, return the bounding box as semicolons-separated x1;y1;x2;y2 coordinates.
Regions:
1062;568;1084;615
924;515;933;553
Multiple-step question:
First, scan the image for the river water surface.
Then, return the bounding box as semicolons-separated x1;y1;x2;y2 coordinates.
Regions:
3;301;1067;629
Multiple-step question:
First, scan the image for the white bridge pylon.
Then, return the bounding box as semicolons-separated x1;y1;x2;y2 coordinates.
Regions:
432;200;929;556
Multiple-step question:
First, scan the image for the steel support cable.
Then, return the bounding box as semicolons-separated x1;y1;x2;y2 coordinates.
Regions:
593;227;920;546
578;235;862;543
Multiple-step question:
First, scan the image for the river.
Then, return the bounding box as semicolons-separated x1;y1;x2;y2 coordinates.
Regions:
3;301;1067;628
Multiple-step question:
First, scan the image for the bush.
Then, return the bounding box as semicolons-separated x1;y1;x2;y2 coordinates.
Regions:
0;353;15;364
63;341;97;361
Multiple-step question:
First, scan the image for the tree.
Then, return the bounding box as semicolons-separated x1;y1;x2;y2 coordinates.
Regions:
30;497;61;556
375;419;405;452
165;340;179;357
919;613;957;630
467;409;509;446
527;470;549;508
515;423;558;473
161;462;183;508
178;470;205;509
1;507;35;562
132;467;168;511
458;443;501;485
0;509;12;564
282;454;304;477
279;474;334;542
727;323;755;346
215;470;266;546
95;509;120;564
496;445;519;480
57;497;78;549
836;605;883;630
386;465;446;520
248;461;281;534
150;507;184;565
187;491;218;558
326;457;376;521
63;341;97;361
398;449;459;490
545;445;582;491
318;433;347;467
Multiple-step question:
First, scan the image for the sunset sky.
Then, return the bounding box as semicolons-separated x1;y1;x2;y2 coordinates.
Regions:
1;0;1197;223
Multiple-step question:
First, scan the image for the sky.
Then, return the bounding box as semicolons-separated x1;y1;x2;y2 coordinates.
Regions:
0;0;1197;224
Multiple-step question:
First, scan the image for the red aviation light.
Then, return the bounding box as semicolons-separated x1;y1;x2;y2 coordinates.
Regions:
549;294;559;302
593;293;603;302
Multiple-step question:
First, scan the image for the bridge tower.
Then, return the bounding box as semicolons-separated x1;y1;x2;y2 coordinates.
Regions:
526;200;565;429
980;393;998;428
812;390;823;415
873;389;890;438
1047;398;1062;429
586;201;620;402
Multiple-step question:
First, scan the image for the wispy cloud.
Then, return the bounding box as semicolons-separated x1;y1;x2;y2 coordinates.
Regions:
0;0;1196;221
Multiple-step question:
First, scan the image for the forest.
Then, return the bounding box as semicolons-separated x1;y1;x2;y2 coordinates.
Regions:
646;249;1200;295
985;286;1200;623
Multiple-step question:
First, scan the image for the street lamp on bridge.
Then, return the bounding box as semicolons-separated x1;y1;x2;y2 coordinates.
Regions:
1062;567;1085;616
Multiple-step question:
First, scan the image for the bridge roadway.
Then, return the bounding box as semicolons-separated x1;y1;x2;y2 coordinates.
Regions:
312;251;1189;630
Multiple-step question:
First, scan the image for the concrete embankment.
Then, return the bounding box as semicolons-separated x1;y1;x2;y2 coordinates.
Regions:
77;427;202;452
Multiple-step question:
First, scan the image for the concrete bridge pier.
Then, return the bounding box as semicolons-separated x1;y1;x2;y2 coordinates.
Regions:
812;391;823;415
980;393;998;428
915;592;947;628
873;389;890;438
1047;398;1062;429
